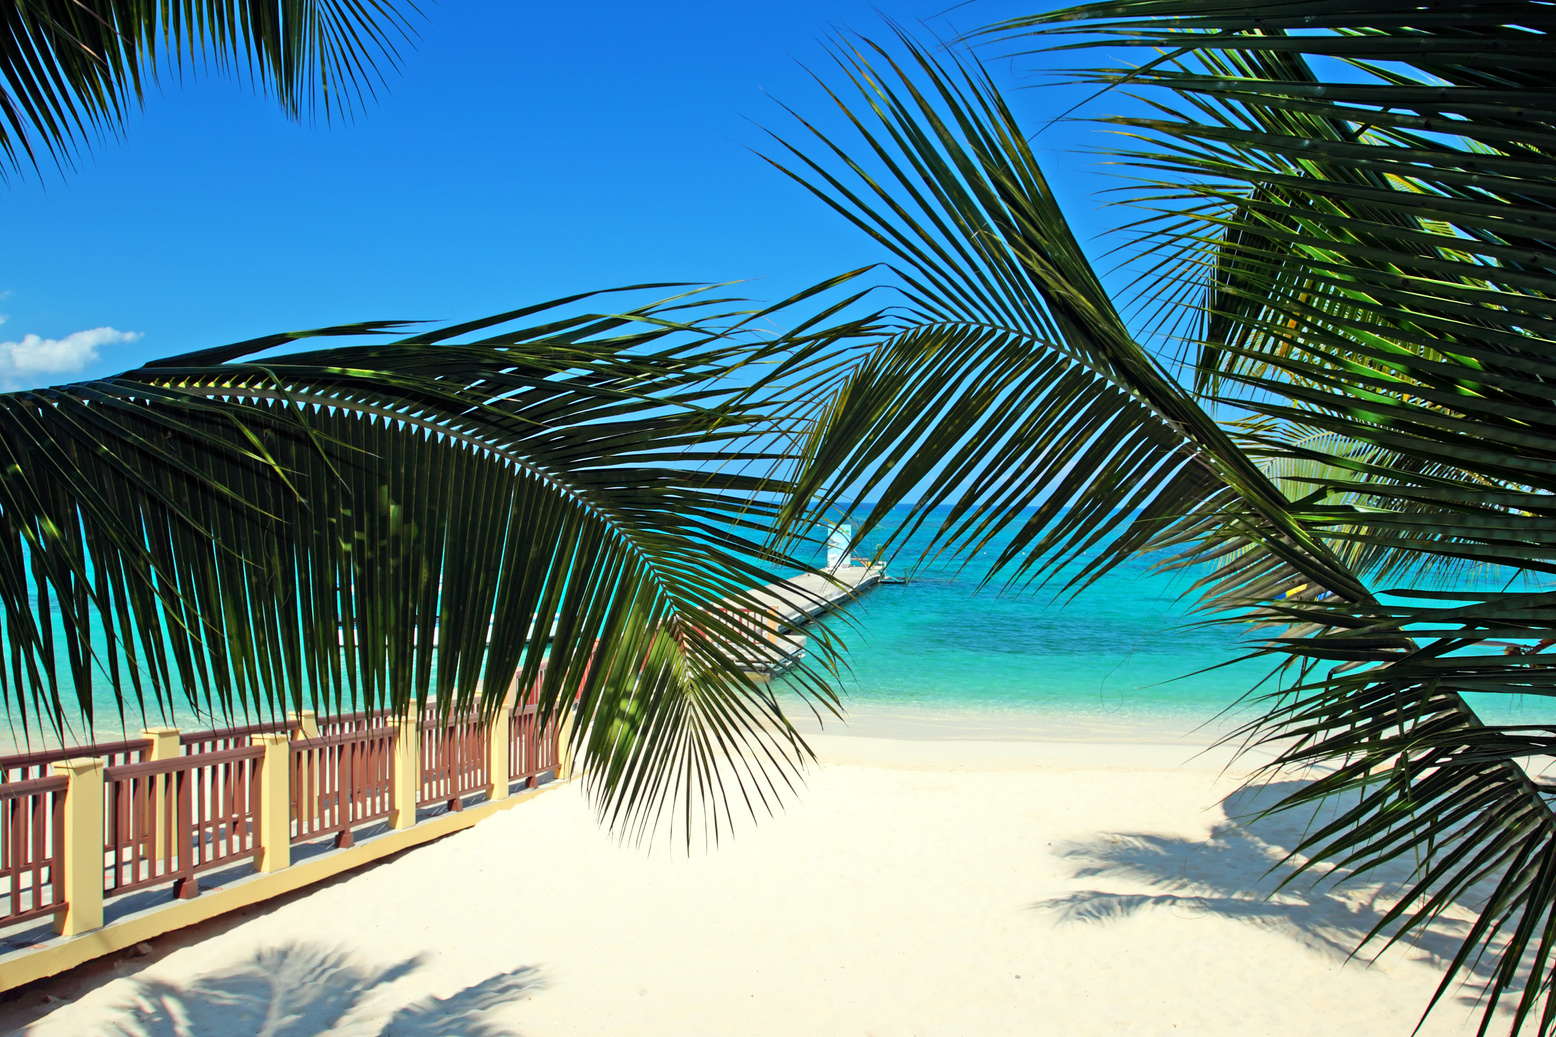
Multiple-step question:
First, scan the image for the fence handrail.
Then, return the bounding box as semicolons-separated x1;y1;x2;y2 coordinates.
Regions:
179;720;296;747
290;727;398;752
316;709;392;728
417;711;482;731
0;739;149;773
0;774;68;798
105;743;264;781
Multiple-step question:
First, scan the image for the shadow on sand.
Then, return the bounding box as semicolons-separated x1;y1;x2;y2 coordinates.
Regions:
1037;779;1503;1010
91;942;539;1036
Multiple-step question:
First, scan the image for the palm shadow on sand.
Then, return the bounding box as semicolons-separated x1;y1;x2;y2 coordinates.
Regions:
1036;780;1504;1011
95;942;540;1036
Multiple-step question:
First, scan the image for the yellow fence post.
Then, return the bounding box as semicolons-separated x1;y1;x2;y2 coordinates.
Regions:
141;727;179;858
141;727;179;760
556;704;577;782
389;703;419;830
487;682;511;802
288;710;319;739
254;733;291;873
51;757;105;937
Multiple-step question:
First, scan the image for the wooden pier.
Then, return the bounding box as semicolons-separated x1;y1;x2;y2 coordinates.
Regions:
731;564;883;679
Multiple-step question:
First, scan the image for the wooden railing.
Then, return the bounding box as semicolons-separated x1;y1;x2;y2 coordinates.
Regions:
315;710;392;739
419;712;489;811
0;776;66;925
0;688;571;938
103;745;264;900
1;739;148;784
509;703;557;787
290;728;396;848
181;720;296;756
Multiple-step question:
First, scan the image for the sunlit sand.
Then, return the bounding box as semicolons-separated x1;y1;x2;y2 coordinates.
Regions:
3;729;1505;1036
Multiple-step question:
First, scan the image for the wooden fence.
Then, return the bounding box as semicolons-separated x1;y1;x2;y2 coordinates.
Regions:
103;745;263;900
0;776;66;926
291;727;397;849
510;702;559;788
420;711;489;812
0;686;570;940
1;739;147;784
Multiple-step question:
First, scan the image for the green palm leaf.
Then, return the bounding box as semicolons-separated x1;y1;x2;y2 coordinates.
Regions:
768;10;1556;1031
759;30;1360;601
2;286;873;846
0;0;417;177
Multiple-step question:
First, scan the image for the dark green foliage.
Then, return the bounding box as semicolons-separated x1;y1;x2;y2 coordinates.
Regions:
0;289;870;845
767;5;1556;1032
0;0;417;176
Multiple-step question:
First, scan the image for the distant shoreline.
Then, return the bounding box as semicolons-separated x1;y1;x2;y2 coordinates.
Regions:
785;696;1248;747
0;696;1254;758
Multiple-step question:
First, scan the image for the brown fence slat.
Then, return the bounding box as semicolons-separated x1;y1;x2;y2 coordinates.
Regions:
103;746;263;899
0;775;67;925
289;728;396;847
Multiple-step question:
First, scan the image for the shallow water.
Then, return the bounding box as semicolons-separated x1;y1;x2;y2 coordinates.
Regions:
777;509;1275;741
7;505;1548;751
776;507;1556;742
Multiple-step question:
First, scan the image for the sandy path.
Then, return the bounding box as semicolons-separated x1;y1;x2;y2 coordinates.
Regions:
2;735;1510;1036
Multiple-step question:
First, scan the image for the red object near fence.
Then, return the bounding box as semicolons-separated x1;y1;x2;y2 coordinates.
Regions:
289;728;396;849
103;745;263;900
419;711;488;811
0;775;67;925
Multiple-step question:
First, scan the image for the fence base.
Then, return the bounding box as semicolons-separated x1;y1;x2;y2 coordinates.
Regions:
0;778;564;994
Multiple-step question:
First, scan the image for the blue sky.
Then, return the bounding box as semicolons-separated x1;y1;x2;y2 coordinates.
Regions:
1;1;1118;387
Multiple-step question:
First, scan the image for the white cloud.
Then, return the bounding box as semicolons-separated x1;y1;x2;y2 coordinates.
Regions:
0;326;141;389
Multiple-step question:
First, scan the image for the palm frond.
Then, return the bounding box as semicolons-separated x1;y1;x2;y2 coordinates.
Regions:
770;12;1556;1031
0;0;417;177
758;29;1362;604
969;4;1556;1032
0;285;878;846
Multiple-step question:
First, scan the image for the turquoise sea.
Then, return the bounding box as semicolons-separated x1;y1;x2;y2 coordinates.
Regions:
8;504;1544;750
778;506;1552;742
776;507;1277;742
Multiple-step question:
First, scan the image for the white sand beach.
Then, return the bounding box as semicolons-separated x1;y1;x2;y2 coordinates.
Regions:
0;729;1510;1037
